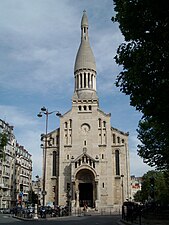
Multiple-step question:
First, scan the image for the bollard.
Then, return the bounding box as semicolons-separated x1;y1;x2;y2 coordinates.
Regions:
34;204;38;219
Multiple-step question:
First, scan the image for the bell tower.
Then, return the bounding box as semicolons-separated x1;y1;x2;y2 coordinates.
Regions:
73;10;98;105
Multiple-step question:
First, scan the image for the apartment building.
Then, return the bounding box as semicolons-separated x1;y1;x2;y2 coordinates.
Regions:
0;119;32;209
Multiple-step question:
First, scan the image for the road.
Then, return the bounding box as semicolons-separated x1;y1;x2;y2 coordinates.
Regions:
0;214;122;225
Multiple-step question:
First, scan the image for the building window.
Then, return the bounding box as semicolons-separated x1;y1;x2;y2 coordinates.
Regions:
88;105;92;110
53;151;56;176
69;119;72;128
65;122;68;129
117;136;120;144
80;73;82;88
88;73;90;87
102;154;104;159
56;135;59;145
84;73;86;88
115;150;120;176
77;74;79;89
113;134;116;143
79;106;82;111
102;183;104;188
91;74;94;88
98;118;101;128
103;121;106;128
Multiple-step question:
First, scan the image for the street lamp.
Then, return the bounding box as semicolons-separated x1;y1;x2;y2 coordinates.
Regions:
35;175;40;207
37;106;61;207
121;174;124;204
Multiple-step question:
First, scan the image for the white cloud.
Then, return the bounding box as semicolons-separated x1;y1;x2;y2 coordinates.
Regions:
0;105;37;128
130;151;154;177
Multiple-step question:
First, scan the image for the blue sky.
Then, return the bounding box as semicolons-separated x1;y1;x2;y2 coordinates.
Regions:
0;0;153;178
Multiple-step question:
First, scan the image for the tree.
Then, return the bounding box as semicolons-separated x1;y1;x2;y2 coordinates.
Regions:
136;170;169;206
0;132;8;160
133;190;142;203
112;0;169;170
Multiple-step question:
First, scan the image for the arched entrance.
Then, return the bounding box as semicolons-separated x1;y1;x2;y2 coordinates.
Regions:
79;182;93;207
75;169;96;208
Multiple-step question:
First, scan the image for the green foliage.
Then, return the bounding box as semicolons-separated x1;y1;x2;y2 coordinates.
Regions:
0;132;8;160
136;170;169;206
133;190;142;202
112;0;169;170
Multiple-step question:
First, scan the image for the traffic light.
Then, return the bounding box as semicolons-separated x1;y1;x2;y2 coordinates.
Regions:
20;183;23;192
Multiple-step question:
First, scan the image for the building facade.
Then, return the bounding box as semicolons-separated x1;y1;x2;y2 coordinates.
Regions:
44;11;131;212
130;176;142;201
0;119;32;209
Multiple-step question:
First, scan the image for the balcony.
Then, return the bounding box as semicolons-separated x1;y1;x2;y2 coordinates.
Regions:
0;183;9;190
2;172;10;178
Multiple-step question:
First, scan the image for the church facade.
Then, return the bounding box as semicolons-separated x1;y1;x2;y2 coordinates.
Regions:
44;11;131;212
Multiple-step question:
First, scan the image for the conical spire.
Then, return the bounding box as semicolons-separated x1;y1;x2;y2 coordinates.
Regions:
74;10;96;72
73;11;98;103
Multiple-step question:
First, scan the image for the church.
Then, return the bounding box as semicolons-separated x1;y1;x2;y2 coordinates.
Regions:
43;11;131;212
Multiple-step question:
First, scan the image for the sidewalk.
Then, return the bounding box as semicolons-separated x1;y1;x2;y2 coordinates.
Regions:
117;218;169;225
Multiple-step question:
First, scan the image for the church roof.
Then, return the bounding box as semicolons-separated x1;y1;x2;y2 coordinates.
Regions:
74;10;96;72
81;10;88;27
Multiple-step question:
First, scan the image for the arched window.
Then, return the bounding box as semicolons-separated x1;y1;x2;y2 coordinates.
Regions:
98;118;101;128
84;73;86;88
115;150;120;176
65;122;68;129
77;74;79;89
88;73;90;87
53;151;57;176
91;74;93;88
80;73;82;88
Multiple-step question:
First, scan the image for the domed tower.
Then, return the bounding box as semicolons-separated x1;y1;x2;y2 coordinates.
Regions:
73;10;98;104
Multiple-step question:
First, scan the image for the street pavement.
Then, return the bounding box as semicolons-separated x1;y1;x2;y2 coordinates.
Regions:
1;213;169;225
0;214;121;225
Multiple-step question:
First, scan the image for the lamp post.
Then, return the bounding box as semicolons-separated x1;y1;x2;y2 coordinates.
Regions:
37;106;61;207
121;174;124;204
35;175;40;207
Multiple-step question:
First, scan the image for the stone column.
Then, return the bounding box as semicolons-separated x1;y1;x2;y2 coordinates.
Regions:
76;190;79;208
95;181;100;210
